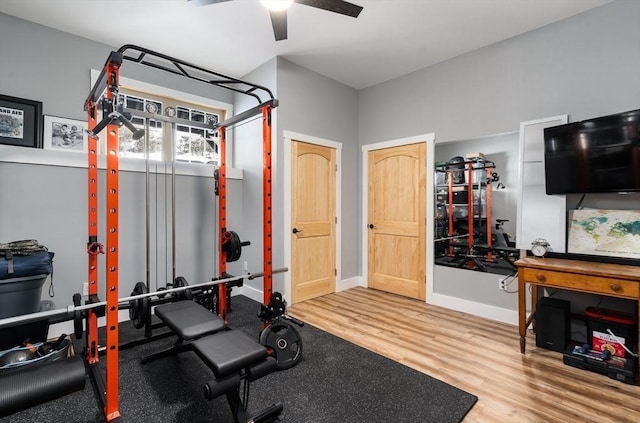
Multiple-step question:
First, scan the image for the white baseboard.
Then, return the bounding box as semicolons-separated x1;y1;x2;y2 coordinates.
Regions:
337;275;516;325
237;277;363;303
337;276;361;292
238;284;263;304
49;282;513;342
427;292;518;326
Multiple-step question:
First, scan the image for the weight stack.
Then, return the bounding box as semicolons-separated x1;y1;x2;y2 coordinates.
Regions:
535;297;570;353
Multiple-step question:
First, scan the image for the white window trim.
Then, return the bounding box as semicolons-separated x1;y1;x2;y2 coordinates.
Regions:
90;70;240;177
0;73;243;179
0;144;244;178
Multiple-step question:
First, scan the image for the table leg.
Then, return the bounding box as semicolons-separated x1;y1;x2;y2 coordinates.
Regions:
531;285;538;333
518;276;526;353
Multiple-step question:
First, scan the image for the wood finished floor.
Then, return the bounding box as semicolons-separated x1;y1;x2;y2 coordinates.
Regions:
287;287;640;423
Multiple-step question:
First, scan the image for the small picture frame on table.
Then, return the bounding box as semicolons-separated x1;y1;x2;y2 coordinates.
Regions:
43;115;88;153
0;94;43;148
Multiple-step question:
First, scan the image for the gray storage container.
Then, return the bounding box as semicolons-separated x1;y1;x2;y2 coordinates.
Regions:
0;274;48;318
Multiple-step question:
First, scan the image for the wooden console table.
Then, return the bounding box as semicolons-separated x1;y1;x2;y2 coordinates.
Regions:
515;256;640;354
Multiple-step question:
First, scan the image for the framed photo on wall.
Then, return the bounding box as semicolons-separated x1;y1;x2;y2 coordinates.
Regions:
0;94;43;148
43;115;88;152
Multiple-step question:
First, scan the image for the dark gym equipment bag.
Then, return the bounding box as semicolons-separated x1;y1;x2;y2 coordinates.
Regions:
0;240;54;280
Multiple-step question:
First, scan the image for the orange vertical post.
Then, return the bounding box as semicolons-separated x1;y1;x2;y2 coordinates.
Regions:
86;102;100;366
447;172;454;256
467;162;474;251
262;106;273;306
104;63;121;422
217;126;228;319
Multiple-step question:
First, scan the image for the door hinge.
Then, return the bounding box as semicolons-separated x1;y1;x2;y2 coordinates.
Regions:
335;268;337;276
335;216;337;224
335;164;338;172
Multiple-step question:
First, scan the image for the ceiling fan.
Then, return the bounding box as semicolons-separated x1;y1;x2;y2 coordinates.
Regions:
188;0;363;41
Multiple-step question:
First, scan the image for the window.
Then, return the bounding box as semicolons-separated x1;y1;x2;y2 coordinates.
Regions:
114;87;226;165
175;106;220;165
118;92;164;160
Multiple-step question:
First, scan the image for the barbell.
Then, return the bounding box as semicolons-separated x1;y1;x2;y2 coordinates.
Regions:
0;267;288;331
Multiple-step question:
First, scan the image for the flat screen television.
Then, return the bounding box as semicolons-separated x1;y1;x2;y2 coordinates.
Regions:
543;109;640;194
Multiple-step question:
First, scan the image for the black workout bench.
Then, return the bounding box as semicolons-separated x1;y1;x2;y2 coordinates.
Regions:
144;300;283;423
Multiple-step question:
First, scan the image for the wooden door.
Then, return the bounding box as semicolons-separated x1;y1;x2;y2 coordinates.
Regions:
368;143;426;300
291;141;336;303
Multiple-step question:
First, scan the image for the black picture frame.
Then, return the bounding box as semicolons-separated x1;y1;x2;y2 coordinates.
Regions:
0;94;43;148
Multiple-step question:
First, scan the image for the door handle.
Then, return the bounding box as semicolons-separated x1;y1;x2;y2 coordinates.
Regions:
292;228;303;234
368;224;375;229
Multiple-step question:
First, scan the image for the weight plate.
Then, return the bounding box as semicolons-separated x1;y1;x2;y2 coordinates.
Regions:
129;282;149;329
157;286;167;299
174;276;193;300
72;293;83;340
222;230;242;262
259;320;303;370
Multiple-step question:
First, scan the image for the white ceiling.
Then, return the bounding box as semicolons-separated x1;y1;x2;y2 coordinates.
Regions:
0;0;613;90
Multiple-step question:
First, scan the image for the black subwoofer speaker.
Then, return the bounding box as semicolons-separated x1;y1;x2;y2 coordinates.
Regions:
535;297;570;353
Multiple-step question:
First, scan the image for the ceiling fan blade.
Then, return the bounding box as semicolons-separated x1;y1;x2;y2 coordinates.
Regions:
295;0;363;18
188;0;232;6
269;10;288;41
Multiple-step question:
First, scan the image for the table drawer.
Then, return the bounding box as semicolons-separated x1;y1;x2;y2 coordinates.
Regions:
521;268;639;298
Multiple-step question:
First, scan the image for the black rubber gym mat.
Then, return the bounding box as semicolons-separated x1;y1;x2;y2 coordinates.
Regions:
1;295;477;423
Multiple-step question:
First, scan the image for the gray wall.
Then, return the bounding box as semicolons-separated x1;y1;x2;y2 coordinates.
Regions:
1;1;639;320
233;58;278;293
233;57;360;296
0;14;233;121
359;1;639;144
0;13;241;308
0;160;237;309
276;58;360;279
358;0;640;313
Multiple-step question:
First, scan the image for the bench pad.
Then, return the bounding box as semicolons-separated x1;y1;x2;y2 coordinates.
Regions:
154;301;225;340
193;330;268;377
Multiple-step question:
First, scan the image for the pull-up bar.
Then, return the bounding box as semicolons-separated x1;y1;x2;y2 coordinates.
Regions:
85;44;276;109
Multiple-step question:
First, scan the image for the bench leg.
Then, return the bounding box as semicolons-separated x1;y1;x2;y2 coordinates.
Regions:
140;339;190;363
248;402;284;423
216;385;282;423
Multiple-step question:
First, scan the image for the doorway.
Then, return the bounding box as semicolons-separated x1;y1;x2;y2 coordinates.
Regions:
284;132;342;305
362;134;434;301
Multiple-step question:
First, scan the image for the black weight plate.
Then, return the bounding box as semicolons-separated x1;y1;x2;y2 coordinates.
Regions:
259;320;303;370
222;231;242;262
72;293;83;340
129;282;149;329
157;286;167;299
174;276;193;300
229;231;241;262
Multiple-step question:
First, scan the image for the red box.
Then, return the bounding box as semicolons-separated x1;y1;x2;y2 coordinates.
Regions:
585;307;637;358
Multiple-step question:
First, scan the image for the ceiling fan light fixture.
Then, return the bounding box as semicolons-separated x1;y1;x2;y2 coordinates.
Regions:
260;0;293;12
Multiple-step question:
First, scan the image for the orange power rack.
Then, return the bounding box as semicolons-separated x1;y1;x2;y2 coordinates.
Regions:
84;45;278;422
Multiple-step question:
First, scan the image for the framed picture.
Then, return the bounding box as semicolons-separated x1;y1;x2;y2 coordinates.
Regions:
43;115;88;152
568;209;640;260
0;94;43;148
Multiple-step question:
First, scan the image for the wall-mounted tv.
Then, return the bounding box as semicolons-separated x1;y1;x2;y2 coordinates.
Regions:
544;109;640;194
